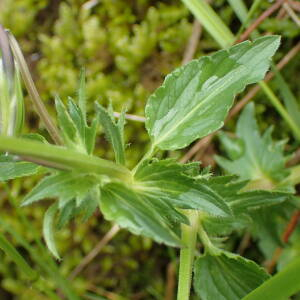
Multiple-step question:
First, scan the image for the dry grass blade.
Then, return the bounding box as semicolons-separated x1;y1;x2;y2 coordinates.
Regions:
69;224;120;280
283;2;300;27
164;262;176;300
182;20;202;65
236;0;287;43
113;111;145;122
7;32;63;145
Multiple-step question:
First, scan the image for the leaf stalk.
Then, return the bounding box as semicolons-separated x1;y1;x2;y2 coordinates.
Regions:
0;135;132;182
177;210;199;300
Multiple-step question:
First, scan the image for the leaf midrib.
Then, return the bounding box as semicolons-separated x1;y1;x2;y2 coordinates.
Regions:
153;65;246;147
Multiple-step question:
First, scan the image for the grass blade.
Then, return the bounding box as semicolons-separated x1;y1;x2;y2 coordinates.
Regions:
0;232;37;280
243;256;300;300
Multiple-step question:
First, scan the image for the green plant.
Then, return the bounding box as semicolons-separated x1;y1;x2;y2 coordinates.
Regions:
1;22;300;300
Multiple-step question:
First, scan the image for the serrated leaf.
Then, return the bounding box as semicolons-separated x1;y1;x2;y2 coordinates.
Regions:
57;199;76;229
55;96;81;147
76;187;100;222
218;131;244;160
100;182;182;247
0;155;40;181
22;171;98;206
145;36;280;150
85;118;98;155
43;203;60;259
134;159;232;217
68;97;85;139
96;102;125;165
250;199;299;259
228;190;289;213
205;176;289;213
194;251;270;300
78;68;87;123
201;176;289;236
216;103;289;190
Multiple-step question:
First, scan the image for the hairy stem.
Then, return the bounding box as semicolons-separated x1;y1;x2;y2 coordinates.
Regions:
0;135;131;181
132;145;156;174
177;210;199;300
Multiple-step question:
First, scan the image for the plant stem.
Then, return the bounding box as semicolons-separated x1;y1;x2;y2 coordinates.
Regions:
177;210;199;300
132;145;156;174
197;218;221;256
0;135;132;181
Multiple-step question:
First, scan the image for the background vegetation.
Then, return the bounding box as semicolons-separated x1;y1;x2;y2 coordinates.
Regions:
0;0;299;299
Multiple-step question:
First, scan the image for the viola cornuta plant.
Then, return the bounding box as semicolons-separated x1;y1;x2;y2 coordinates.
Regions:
1;26;298;300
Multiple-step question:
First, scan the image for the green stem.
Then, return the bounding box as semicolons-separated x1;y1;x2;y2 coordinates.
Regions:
0;135;132;181
242;256;300;300
197;219;220;256
177;210;199;300
132;144;156;174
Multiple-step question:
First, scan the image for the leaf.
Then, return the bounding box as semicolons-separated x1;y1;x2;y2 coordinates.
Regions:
228;190;289;213
0;155;40;181
55;73;98;155
100;182;182;247
218;131;244;160
57;199;76;229
201;176;290;236
68;97;85;139
250;198;300;259
55;96;78;141
194;251;270;300
99;159;235;247
43;203;60;259
55;96;84;151
76;187;100;222
22;171;98;207
145;36;280;150
134;159;232;217
205;176;289;213
78;68;87;123
85;118;98;155
215;103;290;190
96;102;125;165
